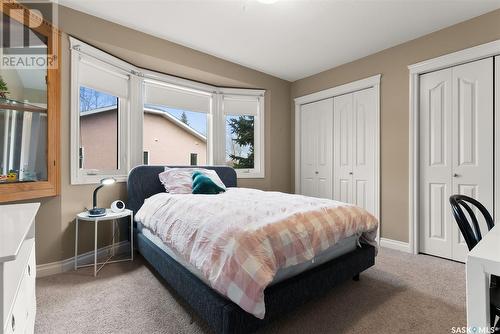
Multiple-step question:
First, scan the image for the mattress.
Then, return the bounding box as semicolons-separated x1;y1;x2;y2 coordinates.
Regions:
138;222;358;286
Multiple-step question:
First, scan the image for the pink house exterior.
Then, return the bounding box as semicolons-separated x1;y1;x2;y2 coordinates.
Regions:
80;107;118;170
142;108;207;165
80;107;207;170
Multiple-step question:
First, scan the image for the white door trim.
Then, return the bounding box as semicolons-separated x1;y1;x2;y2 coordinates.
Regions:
294;74;381;244
408;39;500;255
294;74;381;105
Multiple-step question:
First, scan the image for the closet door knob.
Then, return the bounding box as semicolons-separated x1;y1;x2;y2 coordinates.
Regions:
453;173;460;177
349;172;353;175
11;314;15;331
315;171;319;174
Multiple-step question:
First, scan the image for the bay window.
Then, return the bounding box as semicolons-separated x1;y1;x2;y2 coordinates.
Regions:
70;37;265;184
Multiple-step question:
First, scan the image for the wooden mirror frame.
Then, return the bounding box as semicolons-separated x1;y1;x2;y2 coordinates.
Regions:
0;0;60;202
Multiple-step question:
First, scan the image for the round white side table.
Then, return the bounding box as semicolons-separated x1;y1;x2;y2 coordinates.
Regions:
75;209;134;276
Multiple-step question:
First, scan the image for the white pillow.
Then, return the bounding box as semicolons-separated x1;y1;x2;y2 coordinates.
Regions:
158;168;227;194
201;169;227;191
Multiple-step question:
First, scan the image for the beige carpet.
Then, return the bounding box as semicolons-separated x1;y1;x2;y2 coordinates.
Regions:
35;248;466;334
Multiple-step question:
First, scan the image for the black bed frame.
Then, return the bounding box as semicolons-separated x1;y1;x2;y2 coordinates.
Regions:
128;166;376;334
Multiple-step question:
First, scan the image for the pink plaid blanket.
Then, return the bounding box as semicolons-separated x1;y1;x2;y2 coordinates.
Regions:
135;188;378;318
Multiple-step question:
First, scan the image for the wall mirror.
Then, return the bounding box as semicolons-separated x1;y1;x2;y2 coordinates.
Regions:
0;1;60;202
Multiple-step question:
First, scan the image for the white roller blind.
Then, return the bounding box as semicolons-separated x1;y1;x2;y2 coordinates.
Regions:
144;81;212;113
78;57;129;98
222;95;260;116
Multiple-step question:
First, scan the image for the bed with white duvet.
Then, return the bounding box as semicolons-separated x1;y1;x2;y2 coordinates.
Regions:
135;186;378;319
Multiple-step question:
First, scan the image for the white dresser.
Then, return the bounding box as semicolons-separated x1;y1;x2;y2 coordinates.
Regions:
0;203;39;334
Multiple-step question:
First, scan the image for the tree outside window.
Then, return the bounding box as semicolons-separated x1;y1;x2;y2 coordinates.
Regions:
226;115;254;169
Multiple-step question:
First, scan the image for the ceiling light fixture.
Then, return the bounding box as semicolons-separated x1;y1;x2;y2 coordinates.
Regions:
257;0;279;4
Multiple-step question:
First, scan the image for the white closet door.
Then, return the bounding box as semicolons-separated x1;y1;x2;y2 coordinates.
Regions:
451;58;493;262
352;88;376;214
300;102;318;197
333;94;354;203
300;99;333;199
419;58;493;262
419;67;453;259
316;99;334;199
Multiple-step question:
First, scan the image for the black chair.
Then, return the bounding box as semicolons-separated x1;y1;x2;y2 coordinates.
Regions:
449;195;499;330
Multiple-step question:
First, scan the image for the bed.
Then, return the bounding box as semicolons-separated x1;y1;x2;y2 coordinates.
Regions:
128;165;377;334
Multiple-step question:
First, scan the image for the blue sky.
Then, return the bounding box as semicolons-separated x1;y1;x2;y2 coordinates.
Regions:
79;87;117;112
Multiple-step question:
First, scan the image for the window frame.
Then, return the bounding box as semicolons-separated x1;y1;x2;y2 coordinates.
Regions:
70;38;136;185
142;77;214;166
217;88;265;178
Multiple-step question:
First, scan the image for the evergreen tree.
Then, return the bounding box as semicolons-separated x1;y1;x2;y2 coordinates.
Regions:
228;116;254;169
180;111;189;125
0;76;9;99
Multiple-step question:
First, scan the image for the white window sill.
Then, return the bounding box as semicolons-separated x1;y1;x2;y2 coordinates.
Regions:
71;174;128;185
236;170;265;179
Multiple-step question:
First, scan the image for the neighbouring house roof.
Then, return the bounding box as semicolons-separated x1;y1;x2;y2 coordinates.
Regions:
80;105;207;143
80;105;117;116
144;108;207;142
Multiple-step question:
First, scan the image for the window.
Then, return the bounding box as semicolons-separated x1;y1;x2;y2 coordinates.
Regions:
70;37;265;184
219;89;264;177
190;153;198;166
143;151;150;165
143;80;211;166
70;40;135;184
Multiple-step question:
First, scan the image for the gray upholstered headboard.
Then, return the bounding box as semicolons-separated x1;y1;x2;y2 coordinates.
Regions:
127;165;237;215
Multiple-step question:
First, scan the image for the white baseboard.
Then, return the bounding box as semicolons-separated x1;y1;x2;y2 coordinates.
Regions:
379;237;411;253
37;241;131;277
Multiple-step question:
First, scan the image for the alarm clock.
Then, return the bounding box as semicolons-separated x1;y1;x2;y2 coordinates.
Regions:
110;200;125;213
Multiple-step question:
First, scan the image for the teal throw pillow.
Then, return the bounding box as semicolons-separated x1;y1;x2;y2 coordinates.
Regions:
192;171;226;194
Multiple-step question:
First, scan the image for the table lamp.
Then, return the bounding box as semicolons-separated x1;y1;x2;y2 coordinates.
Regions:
88;177;116;217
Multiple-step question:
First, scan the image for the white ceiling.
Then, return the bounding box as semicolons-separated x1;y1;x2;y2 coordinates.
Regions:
59;0;500;81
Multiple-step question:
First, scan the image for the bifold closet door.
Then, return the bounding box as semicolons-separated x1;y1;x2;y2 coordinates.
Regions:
352;88;376;215
300;99;333;199
419;67;454;259
333;88;376;216
419;57;493;262
333;93;353;203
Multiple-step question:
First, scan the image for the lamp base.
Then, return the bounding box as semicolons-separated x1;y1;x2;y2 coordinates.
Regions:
88;208;106;217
